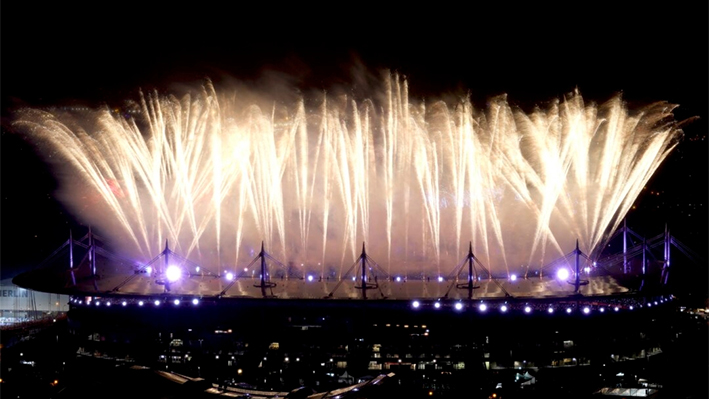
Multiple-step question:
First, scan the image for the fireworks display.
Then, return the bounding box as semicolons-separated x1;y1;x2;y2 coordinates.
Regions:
15;75;683;278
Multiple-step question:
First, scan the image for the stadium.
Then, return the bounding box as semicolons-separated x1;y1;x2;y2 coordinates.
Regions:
8;222;701;399
6;78;706;398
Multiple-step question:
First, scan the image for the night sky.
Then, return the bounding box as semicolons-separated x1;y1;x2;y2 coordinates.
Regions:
2;2;707;294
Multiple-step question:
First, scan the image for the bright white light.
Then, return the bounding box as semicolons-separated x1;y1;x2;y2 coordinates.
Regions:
566;307;572;314
146;266;153;274
593;261;597;266
173;299;180;305
307;275;314;282
500;305;508;313
479;304;487;312
195;266;200;272
583;307;590;314
226;272;234;281
106;302;111;307
454;302;463;311
352;276;356;281
434;302;441;309
654;301;658;305
524;306;531;313
138;301;144;306
122;301;127;307
647;303;652;307
437;276;444;282
165;265;181;282
154;300;161;306
192;298;199;305
510;274;517;281
599;307;605;313
412;300;420;309
396;276;402;282
614;307;619;312
548;307;554;314
629;306;634;310
95;301;100;306
557;268;569;280
584;266;591;273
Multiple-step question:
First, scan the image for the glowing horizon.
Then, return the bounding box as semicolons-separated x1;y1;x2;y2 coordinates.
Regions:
15;74;683;278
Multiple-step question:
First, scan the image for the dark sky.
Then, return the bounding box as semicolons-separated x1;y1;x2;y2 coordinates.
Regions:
2;2;706;109
1;2;707;284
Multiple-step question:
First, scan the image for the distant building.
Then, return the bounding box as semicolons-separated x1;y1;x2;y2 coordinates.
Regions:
0;278;69;325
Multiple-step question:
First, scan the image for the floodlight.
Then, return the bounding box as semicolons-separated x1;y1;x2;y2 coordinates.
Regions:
165;265;181;282
557;268;569;280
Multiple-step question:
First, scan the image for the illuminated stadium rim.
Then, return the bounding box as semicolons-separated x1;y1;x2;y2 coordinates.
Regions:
409;295;673;314
69;294;675;315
